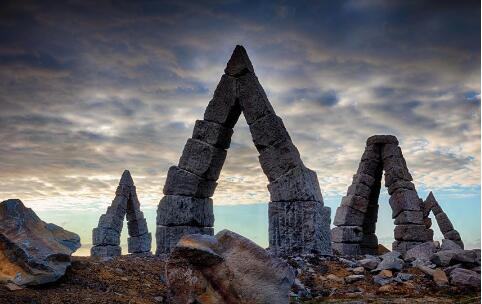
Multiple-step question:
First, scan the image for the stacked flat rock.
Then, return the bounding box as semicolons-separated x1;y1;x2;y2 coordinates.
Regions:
91;170;151;257
332;135;433;255
156;45;331;256
424;192;464;249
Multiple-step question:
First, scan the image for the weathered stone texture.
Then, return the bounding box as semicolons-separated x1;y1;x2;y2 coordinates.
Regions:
366;135;399;146
340;195;369;213
249;114;290;151
333;206;365;227
178;138;227;181
435;212;454;234
203;74;240;128
156;225;214;255
157;195;214;227
258;139;303;181
389;189;421;218
192;119;233;149
127;218;149;237
394;210;424;225
267;165;323;202
128;233;152;253
332;242;361;256
331;226;363;243
238;73;276;125
91;245;121;257
92;227;120;246
163;166;217;198
269;201;328;255
394;224;434;241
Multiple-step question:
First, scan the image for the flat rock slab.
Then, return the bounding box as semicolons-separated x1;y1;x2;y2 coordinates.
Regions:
258;139;303;182
0;199;80;285
192;119;233;149
179;138;227;181
267;165;323;202
163;166;217;198
128;233;152;253
91;245;121;257
166;229;295;304
333;205;365;227
394;224;433;241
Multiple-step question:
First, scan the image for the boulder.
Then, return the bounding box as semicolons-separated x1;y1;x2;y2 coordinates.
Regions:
375;255;404;272
179;138;227;181
449;268;480;288
430;249;462;267
166;230;295;304
404;241;439;261
440;239;462;251
358;257;380;270
156;225;214;255
345;274;365;283
0;199;80;285
163;166;217;198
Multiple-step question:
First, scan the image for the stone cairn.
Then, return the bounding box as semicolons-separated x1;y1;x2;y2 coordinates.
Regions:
332;135;433;255
424;191;464;249
91;170;151;257
156;45;331;256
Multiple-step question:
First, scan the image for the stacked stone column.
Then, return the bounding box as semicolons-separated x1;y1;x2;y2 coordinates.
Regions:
156;69;238;255
332;135;433;255
424;192;464;249
91;170;151;257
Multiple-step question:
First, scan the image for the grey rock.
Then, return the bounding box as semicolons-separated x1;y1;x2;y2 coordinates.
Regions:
167;229;295;304
356;159;382;178
340;195;369;213
449;268;480;288
92;227;120;246
389;190;421;218
163;166;217;198
435;212;454;234
384;165;413;187
331;226;363;243
178;138;227;181
0;199;81;285
333;206;365;226
453;250;478;264
381;251;402;260
366;135;399;146
352;173;376;187
192;119;233;149
440;239;462;251
404;241;439;261
347;182;371;200
91;245;121;258
373;274;393;286
375;256;404;272
392;241;424;254
444;229;462;241
345;274;365;283
157;195;214;227
98;212;124;233
269;201;329;255
258;139;303;182
381;143;402;160
238;73;276;125
268;165;323;202
248;114;290;151
394;210;424;225
127;218;149;237
424;192;442;215
395;272;414;282
319;206;333;255
387;180;415;195
128;233;152;253
224;45;255;76
360;234;378;251
361;144;381;161
358;258;380;270
423;217;432;229
203;74;240;128
430;249;462;266
171;234;224;266
394;224;433;241
332;243;361;256
156;225;214;255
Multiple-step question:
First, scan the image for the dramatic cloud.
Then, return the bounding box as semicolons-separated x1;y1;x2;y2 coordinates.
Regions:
0;1;479;248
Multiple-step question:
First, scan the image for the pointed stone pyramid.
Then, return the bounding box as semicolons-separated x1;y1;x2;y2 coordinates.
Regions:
156;45;331;256
423;192;464;249
332;135;434;255
91;170;151;257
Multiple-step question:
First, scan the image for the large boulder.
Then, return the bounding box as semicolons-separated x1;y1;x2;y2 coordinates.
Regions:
0;199;81;285
166;230;295;304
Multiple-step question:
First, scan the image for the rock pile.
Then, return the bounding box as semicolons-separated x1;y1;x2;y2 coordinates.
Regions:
424;192;464;249
91;170;151;257
332;135;433;255
0;199;80;285
156;45;331;256
165;230;295;303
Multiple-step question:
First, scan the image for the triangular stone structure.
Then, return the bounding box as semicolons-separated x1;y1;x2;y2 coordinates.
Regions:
91;170;151;257
423;192;464;249
156;45;331;256
332;135;434;255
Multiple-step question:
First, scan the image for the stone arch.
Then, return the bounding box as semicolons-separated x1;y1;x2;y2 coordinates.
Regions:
332;135;434;255
91;170;151;257
423;192;464;249
156;45;331;256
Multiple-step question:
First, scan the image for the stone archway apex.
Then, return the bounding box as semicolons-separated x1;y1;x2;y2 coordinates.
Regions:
91;170;152;257
156;45;332;256
332;135;435;255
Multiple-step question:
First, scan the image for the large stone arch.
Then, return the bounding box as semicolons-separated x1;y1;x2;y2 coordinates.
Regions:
332;135;434;255
91;170;152;257
156;45;331;256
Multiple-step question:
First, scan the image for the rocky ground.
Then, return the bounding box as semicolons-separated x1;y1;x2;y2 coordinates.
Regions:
0;253;479;304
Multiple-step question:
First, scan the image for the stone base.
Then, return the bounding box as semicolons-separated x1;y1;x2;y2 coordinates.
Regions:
155;225;214;255
91;245;121;257
392;241;424;254
269;200;330;256
332;242;361;256
128;233;152;253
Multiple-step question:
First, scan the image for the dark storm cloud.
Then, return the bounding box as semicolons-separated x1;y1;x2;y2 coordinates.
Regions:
0;0;479;209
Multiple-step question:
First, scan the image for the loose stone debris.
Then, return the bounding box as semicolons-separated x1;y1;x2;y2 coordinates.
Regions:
0;199;80;285
156;45;330;256
91;170;151;257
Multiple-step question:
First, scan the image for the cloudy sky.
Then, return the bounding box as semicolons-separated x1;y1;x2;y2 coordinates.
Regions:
0;0;480;252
